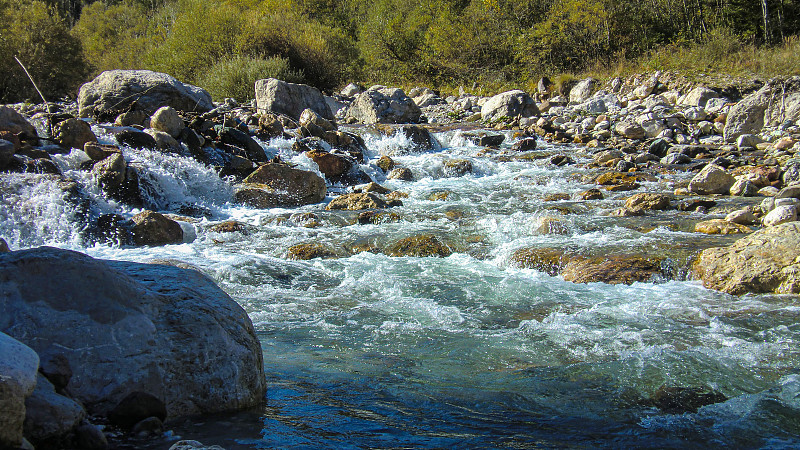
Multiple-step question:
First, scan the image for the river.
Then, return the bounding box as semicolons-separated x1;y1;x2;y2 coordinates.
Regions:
1;125;799;448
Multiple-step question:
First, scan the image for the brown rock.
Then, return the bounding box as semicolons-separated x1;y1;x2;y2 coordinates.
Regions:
693;222;800;295
130;211;183;246
580;189;604;200
287;243;340;260
240;163;326;206
377;155;395;172
694;219;751;235
208;221;250;234
388;167;413;181
386;235;452;257
83;142;122;161
562;255;663;285
509;247;569;276
624;193;671;214
326;192;388;211
305;149;352;180
54;118;97;150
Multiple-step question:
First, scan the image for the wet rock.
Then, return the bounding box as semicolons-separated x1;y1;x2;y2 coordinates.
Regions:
83;142;121;161
326;192;389;211
650;386;727;414
24;373;85;446
694;219;751;234
345;86;421;124
353;182;391;195
509;247;569;276
0;138;15;169
624;193;671;214
217;127;267;163
481;90;538;122
131;210;183;246
386;235;452;257
53;118;97;150
562;254;663;285
255;78;333;121
208;221;250;234
512;137;537;152
108;391;167;429
239;163;326;206
305;149;352;180
132;416;163;436
287;243;340;260
358;210;401;225
688;164;735;195
377;155;395;172
0;247;266;417
550;155;574;166
677;199;717;211
78;70;213;119
150;106;184;138
299;108;336;133
115;128;158;149
762;205;797;227
0;332;39;449
580;188;604;200
75;420;108;450
595;172;641;191
443;159;473;177
40;354;72;392
463;131;505;147
388;167;414;181
375;124;438;152
0;238;9;252
115;110;149;127
169;440;226;450
257;113;284;138
0;105;38;142
92;153;126;193
693;221;800;295
146;129;181;151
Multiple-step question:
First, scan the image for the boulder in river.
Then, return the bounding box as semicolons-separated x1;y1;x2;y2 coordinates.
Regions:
386;235;452;257
150;106;185;138
78;70;213;119
0;106;38;142
326;192;389;211
130;210;184;246
255;78;333;121
480;90;538;122
688;164;735;195
345;86;422;124
693;221;800;295
53;118;97;150
562;254;664;285
0;247;267;418
239;163;326;207
0;332;39;449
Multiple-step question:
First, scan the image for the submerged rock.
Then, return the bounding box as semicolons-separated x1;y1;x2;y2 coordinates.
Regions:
386;235;452;257
693;222;800;295
649;386;727;414
0;247;266;418
562;255;663;285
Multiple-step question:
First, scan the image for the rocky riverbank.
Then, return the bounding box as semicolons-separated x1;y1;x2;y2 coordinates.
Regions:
1;69;799;448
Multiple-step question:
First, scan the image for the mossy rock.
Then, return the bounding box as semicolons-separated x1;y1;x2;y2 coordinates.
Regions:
386;235;452;257
509;247;570;276
562;254;664;285
286;243;341;260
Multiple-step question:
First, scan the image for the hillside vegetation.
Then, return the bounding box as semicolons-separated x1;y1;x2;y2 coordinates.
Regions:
1;0;800;102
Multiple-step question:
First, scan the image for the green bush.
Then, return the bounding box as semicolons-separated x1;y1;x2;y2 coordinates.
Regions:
198;55;304;101
71;0;154;75
0;0;89;103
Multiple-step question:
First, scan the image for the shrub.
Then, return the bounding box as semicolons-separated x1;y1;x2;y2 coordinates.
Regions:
198;55;304;101
0;0;90;102
71;0;154;75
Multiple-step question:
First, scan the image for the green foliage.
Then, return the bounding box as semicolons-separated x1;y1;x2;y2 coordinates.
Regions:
198;55;304;101
0;0;89;102
71;0;153;74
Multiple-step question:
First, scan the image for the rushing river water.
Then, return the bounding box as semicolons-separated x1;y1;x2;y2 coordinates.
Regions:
2;126;799;448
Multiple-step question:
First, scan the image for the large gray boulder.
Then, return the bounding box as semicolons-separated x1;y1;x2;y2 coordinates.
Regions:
0;247;266;418
0;332;39;448
481;90;538;122
345;86;422;124
680;86;721;107
569;78;595;103
78;70;214;118
24;374;85;445
255;78;333;121
694;222;800;295
724;76;800;142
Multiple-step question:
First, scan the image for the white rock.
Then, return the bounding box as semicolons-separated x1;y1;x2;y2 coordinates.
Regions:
688;164;736;194
763;205;798;226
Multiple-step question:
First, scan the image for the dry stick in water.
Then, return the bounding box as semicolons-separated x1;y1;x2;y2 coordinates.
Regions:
14;55;52;138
